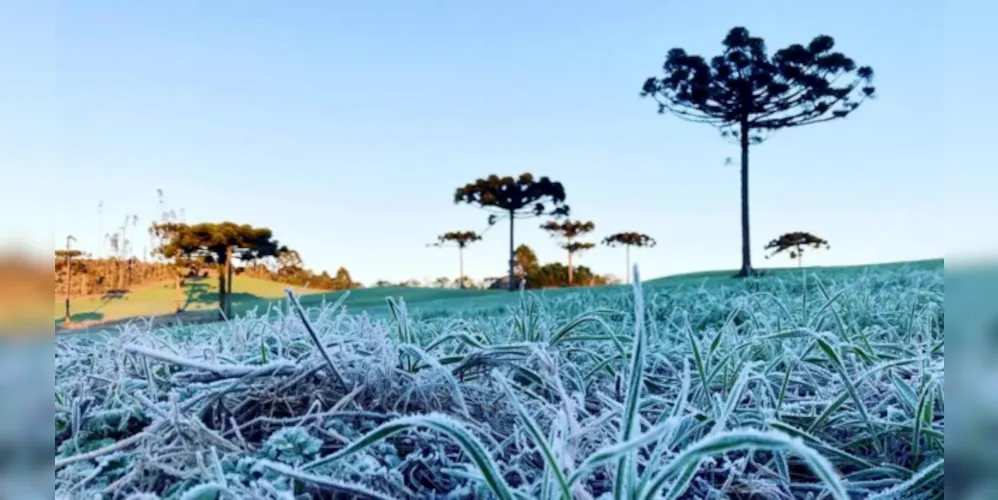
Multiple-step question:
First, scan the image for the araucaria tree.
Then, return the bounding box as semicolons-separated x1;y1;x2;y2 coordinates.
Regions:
454;173;569;291
540;219;596;285
641;27;875;277
152;222;285;317
428;230;482;289
602;232;656;284
764;231;830;267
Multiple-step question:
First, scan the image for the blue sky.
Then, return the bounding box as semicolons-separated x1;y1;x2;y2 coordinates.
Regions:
2;0;990;284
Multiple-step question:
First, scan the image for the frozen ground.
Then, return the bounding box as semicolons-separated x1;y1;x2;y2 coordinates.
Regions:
54;264;944;499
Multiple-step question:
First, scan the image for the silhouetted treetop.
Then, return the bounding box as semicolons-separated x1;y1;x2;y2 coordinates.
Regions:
602;232;657;248
764;231;830;260
152;222;287;263
540;219;595;239
563;241;595;254
641;26;875;134
434;231;483;248
454;173;569;221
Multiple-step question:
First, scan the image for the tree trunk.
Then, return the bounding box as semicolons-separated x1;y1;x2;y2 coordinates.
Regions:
507;211;516;292
567;249;574;286
63;256;72;322
174;274;183;313
736;117;755;278
224;246;234;317
625;245;631;285
458;245;465;289
217;264;228;318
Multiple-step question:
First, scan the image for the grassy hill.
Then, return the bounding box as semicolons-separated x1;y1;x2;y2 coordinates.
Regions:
55;258;943;334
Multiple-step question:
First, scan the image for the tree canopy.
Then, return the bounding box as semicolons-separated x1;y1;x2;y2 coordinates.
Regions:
764;231;830;266
152;222;286;264
563;241;595;254
540;219;595;241
602;232;657;248
432;231;483;248
640;26;875;136
454;173;569;221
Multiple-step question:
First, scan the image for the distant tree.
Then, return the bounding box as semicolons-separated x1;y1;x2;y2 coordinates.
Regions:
332;267;359;289
641;27;875;277
373;279;392;288
602;232;656;284
275;248;305;276
429;230;482;289
152;222;286;317
56;235;80;322
455;276;476;289
764;231;830;267
541;219;596;285
514;244;539;279
454;173;569;291
433;276;452;288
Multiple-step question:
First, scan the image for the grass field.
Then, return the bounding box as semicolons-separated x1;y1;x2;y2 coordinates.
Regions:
54;258;946;498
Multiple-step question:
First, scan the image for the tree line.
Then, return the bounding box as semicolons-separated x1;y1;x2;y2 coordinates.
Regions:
59;25;859;319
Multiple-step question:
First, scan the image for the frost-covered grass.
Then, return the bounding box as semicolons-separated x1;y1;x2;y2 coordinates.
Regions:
54;263;944;499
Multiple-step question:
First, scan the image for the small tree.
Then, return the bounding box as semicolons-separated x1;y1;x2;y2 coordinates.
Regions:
764;231;830;268
641;27;875;277
428;230;482;289
153;222;285;317
454;173;569;291
602;232;656;284
541;219;596;285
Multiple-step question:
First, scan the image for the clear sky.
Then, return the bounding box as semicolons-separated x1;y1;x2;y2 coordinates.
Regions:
2;0;990;285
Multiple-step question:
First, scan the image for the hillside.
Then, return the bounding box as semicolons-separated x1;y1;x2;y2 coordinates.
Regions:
54;275;322;329
55;258;943;334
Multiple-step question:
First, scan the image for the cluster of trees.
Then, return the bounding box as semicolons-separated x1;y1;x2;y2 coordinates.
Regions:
439;26;866;284
445;173;657;291
56;217;358;323
150;221;359;317
505;244;618;289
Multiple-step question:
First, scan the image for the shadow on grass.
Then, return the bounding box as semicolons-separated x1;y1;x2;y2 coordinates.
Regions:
54;311;105;329
181;281;267;311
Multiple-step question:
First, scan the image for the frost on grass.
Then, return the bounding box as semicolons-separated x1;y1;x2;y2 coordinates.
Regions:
54;265;945;499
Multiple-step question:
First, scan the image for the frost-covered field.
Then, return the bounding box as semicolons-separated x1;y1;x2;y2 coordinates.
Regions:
55;265;944;499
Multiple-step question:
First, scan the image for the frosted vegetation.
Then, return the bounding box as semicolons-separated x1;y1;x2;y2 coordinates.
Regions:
55;265;943;499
